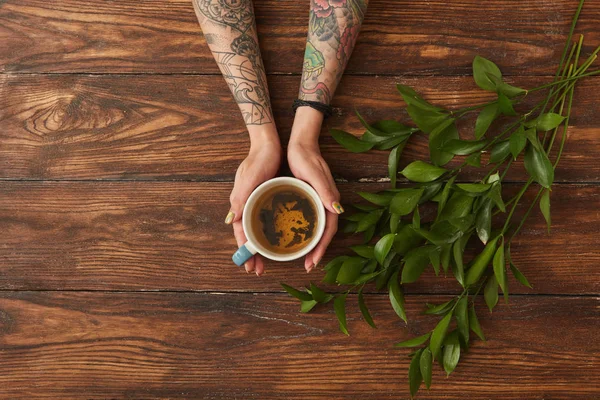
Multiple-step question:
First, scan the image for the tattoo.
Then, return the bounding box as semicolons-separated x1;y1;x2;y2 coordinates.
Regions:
195;0;272;125
300;0;368;104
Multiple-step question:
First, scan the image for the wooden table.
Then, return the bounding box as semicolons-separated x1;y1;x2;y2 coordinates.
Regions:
1;1;599;398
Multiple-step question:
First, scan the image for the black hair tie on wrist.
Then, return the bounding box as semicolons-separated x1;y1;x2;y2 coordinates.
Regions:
292;99;333;119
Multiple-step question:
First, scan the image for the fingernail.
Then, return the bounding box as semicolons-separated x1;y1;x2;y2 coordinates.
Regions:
332;202;344;214
256;270;261;277
225;211;235;224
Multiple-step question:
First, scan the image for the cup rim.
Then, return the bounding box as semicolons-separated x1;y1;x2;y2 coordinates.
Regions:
242;177;326;262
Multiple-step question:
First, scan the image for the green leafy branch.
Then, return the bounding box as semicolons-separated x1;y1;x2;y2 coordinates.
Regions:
281;1;597;397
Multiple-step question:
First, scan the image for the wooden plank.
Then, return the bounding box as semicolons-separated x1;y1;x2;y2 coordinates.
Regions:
1;74;599;182
0;181;598;294
1;0;599;75
0;292;597;399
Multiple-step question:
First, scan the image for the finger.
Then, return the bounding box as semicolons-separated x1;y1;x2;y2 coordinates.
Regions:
233;220;255;273
226;167;261;225
305;211;338;273
303;162;343;216
254;254;265;277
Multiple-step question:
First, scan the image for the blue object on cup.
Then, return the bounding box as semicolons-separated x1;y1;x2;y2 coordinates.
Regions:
232;242;257;267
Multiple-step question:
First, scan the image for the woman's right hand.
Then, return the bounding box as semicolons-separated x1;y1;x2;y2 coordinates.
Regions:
226;131;282;276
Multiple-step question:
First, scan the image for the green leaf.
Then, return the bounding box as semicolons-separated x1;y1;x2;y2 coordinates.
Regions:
357;209;385;233
395;332;431;347
465;152;482;167
310;283;330;303
473;56;502;91
397;84;443;112
430;312;452;359
407;105;450;134
363;258;378;274
498;93;517;116
358;288;376;328
350;245;375;259
496;81;526;98
281;283;313;301
420;348;433;389
457;183;492;194
510;127;527;160
429;119;459;166
401;161;447;183
524;144;554;188
424;300;455;315
394;225;424;255
342;221;358;233
443;139;487;155
388;270;407;323
524;127;543;151
375;135;411;151
322;258;345;284
353;204;381;212
373;120;419;135
415;221;462;246
475;198;493;244
438;193;474;221
488;184;506;213
443;331;461;376
330;129;374;153
429;246;441;276
390;188;424;216
535;113;566;131
390;213;401;234
412;207;421;229
337;257;367;284
375;234;396;265
489;139;511;164
437;176;456;218
420;182;443;204
358;192;393;206
388;144;403;188
455;297;469;345
300;300;318;313
465;237;499;286
540;189;551;233
355;110;387;136
493;240;508;302
484;275;499;312
402;246;433;283
323;255;349;271
469;304;486;341
475;103;500;139
334;294;349;335
409;349;424;399
452;240;465;287
508;246;532;288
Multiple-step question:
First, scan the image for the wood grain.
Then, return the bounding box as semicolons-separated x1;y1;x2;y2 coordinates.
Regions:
0;292;597;399
1;74;600;182
1;0;599;75
0;181;598;294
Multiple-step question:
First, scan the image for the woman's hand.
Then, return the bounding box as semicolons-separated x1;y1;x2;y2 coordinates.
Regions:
288;107;343;273
226;128;281;276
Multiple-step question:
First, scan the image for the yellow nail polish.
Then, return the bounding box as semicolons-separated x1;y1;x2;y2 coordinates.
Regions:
225;211;235;224
332;202;344;214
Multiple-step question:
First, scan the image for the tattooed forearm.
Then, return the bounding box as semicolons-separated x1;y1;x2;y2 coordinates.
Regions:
193;0;272;125
300;0;368;104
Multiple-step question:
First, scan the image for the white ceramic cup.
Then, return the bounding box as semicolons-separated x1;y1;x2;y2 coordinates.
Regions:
232;177;326;266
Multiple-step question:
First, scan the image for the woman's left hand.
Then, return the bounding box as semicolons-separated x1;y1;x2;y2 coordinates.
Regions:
288;107;343;273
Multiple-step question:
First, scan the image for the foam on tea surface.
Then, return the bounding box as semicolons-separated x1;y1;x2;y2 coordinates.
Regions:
251;185;317;254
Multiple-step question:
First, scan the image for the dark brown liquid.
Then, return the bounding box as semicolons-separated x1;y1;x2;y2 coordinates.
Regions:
250;185;318;254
